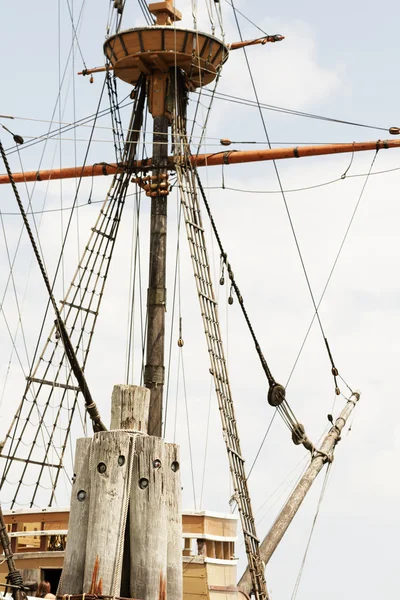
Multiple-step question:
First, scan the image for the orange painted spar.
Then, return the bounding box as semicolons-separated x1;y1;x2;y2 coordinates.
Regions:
0;139;399;184
193;139;400;166
0;163;124;185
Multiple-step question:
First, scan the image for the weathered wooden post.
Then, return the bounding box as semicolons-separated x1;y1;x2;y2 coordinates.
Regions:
130;435;168;600
111;385;150;432
128;437;182;600
59;383;182;600
165;444;182;600
82;430;133;595
58;438;91;594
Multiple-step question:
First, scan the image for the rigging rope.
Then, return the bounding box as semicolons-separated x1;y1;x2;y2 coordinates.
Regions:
197;90;391;133
285;150;379;389
229;0;343;398
0;136;107;427
291;463;333;599
195;173;314;451
0;78;147;508
172;71;269;600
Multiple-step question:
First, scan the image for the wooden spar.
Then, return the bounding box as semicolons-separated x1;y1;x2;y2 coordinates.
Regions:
78;65;113;76
238;392;360;597
1;139;399;185
0;163;123;185
191;139;400;166
229;35;285;50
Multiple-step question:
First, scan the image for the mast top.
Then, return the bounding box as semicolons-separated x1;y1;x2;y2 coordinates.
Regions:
148;1;182;24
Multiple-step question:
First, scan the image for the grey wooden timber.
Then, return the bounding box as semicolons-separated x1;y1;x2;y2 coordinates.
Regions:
110;384;150;432
165;443;182;600
130;435;168;600
58;437;91;595
83;431;133;596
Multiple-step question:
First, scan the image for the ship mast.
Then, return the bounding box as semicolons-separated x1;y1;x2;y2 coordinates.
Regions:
145;109;169;436
102;4;272;599
0;0;373;594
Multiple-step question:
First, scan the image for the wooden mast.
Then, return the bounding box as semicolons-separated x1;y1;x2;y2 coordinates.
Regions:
144;114;169;436
2;138;400;185
143;2;183;436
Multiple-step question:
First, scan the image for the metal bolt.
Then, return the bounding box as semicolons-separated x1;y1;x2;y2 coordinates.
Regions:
139;477;149;489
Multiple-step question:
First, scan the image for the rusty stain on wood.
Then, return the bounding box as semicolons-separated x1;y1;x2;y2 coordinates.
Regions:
159;573;166;600
89;556;103;595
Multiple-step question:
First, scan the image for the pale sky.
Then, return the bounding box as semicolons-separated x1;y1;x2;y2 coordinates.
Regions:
1;1;400;599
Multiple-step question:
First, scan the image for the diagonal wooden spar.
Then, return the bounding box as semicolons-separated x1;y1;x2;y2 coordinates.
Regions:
0;138;399;185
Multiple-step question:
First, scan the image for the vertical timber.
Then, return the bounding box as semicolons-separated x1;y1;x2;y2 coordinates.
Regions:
144;114;169;437
110;384;150;432
165;443;183;600
58;438;92;595
129;435;168;600
83;431;133;596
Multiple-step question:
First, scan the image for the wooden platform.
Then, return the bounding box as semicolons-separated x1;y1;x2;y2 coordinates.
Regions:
104;27;229;87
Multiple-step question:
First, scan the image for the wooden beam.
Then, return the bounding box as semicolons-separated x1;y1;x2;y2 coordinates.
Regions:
83;431;133;596
110;384;150;432
229;35;285;51
238;392;360;597
1;139;399;185
58;438;92;595
165;443;182;600
129;436;168;600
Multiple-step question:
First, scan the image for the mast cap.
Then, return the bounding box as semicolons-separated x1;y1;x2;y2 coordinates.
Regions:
148;1;182;24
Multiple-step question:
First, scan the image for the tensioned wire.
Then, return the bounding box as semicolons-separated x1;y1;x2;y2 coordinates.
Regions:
0;207;30;367
195;89;391;133
0;0;89;417
17;0;136;400
6;107;391;139
229;0;343;388
163;192;183;439
2;160;400;216
137;0;154;26
285;150;380;389
220;0;363;479
291;463;333;599
125;101;150;386
3;93;392;158
0;79;109;490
